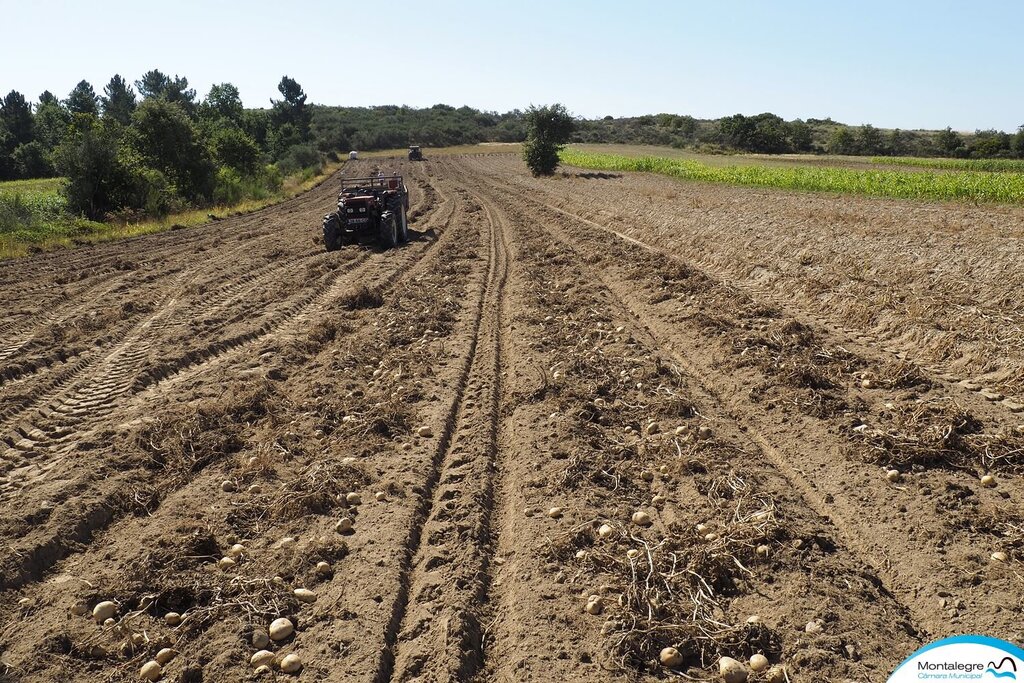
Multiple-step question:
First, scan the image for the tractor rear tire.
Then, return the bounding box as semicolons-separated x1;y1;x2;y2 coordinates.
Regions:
323;213;342;252
397;203;409;242
379;211;398;249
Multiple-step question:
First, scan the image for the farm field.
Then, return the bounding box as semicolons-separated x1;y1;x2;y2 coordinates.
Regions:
0;153;1022;683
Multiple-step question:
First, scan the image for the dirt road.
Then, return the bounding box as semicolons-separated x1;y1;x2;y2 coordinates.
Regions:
1;155;1020;682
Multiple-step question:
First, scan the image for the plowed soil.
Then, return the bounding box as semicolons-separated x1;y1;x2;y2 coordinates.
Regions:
1;155;1021;683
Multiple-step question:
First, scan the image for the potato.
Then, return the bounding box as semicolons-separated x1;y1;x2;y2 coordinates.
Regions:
336;517;353;533
269;617;294;641
584;595;603;615
92;601;117;624
719;656;749;683
221;480;236;493
252;630;270;649
886;469;901;483
631;511;652;526
346;492;362;506
981;474;997;488
155;648;176;665
659;647;684;667
547;507;564;519
140;660;162;681
749;653;769;672
294;588;317;603
164;612;181;626
598;523;615;539
416;426;433;438
250;650;275;668
279;653;303;674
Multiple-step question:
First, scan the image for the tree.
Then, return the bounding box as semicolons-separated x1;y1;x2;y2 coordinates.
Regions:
857;124;884;156
788;120;813;152
135;70;171;99
202;83;244;126
34;93;71;151
135;70;196;116
270;76;311;142
0;90;34;178
66;80;99;115
1;90;34;147
54;114;130;219
969;129;1011;158
1013;126;1024;159
101;75;137;125
827;127;859;155
718;113;790;153
211;125;261;173
129;99;214;200
936;127;965;157
522;103;574;176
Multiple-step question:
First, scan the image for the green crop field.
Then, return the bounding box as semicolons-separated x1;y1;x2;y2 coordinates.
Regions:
870;156;1024;173
561;148;1024;205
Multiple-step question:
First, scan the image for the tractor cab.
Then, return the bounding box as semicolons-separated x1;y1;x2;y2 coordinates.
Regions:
408;145;423;161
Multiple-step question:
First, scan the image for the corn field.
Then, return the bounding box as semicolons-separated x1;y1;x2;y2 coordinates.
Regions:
561;149;1024;204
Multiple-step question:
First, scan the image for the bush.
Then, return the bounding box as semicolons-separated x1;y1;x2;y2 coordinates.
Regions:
275;143;322;176
522;104;574;176
54;115;133;220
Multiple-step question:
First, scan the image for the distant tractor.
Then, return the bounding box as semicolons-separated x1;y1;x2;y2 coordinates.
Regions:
322;173;409;251
349;150;359;160
408;145;423;161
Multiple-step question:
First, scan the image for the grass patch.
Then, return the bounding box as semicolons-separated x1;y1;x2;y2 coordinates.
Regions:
0;161;344;260
870;156;1024;173
561;148;1024;205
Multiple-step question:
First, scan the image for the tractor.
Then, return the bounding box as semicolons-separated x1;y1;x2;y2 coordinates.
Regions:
408;145;423;161
322;173;409;251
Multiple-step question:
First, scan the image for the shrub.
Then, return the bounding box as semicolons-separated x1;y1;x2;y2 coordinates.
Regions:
522;104;574;176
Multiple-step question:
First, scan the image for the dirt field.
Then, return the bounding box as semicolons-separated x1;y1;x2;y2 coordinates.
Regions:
1;154;1021;682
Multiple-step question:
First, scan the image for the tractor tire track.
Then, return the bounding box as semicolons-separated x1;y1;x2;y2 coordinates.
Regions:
377;174;512;683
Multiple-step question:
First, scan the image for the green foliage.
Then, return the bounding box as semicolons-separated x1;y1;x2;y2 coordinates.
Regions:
561;149;1024;205
66;80;100;115
211;125;261;173
1;91;34;146
937;127;966;157
53;114;132;219
202;83;244;126
870;156;1024;173
274;143;322;176
135;70;196;116
101;75;137;125
128;99;215;201
34;96;71;152
11;141;51;178
718;113;793;153
828;127;860;155
271;76;311;141
522;103;574;176
857;124;884;156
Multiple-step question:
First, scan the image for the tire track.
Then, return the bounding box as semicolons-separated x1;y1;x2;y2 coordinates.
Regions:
466;169;947;639
0;175;457;592
377;175;512;683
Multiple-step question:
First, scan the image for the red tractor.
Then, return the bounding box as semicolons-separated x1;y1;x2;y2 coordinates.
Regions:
322;173;409;251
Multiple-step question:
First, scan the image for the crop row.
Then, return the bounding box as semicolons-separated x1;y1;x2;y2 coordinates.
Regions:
560;149;1024;204
871;156;1024;173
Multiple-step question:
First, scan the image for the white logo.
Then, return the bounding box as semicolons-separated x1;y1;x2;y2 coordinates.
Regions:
888;635;1022;682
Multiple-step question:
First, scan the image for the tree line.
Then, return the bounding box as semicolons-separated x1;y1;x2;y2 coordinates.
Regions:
0;71;317;219
4;77;1024;222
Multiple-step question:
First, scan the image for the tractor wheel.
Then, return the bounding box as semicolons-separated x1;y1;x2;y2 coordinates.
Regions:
397;202;409;242
323;213;342;252
379;211;398;249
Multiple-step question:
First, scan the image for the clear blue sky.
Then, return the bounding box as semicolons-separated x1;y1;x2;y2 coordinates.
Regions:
3;0;1022;132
